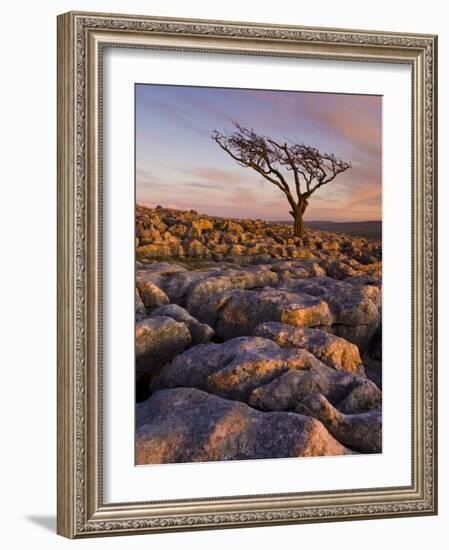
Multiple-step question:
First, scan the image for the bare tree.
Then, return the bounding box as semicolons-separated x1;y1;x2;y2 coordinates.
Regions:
212;122;352;238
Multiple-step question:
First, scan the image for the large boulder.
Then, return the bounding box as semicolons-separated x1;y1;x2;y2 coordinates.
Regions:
157;336;327;403
344;274;382;288
136;387;351;464
270;259;326;280
149;304;214;345
170;223;189;238
220;220;243;233
135;288;147;321
138;226;162;245
320;241;340;252
254;322;363;374
158;336;278;388
160;269;219;304
136;277;169;309
183;239;211;258
214;288;333;339
136;241;183;260
225;267;278;289
279;277;381;350
135;316;191;379
135;263;187;295
337;381;382;414
324;259;359;279
186;277;236;326
184;269;279;323
248;364;381;414
296;393;382;453
206;348;322;402
191;218;214;233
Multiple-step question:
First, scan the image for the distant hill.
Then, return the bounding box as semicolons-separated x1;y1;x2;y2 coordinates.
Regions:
280;220;382;240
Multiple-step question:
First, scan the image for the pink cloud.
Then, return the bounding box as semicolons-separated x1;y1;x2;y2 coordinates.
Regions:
343;188;381;211
230;186;260;205
303;94;382;157
190;167;243;185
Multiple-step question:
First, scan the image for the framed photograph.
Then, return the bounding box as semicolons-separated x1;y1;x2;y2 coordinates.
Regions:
57;11;438;538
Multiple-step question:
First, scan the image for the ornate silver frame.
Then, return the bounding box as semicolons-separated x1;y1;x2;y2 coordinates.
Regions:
57;11;438;538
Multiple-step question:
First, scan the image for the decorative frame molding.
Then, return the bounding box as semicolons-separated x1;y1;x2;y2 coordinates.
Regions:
57;11;438;538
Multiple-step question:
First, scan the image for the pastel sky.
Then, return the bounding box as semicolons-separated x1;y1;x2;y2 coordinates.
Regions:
136;84;382;222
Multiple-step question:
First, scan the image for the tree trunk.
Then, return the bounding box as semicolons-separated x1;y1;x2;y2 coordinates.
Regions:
293;210;305;238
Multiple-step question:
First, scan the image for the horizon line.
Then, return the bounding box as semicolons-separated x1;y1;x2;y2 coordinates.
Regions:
136;203;381;225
